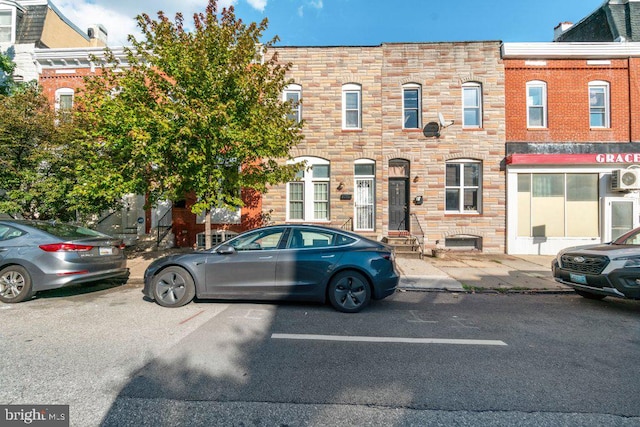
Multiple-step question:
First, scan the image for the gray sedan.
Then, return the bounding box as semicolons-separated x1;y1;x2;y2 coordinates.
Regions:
144;225;399;313
0;220;128;303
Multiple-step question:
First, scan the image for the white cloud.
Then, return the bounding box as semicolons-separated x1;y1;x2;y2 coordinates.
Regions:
246;0;267;12
54;0;242;46
309;0;323;9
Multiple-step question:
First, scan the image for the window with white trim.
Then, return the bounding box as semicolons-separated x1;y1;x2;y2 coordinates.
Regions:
462;82;482;128
354;159;375;231
445;160;482;213
287;157;330;221
526;80;547;128
402;83;421;129
55;88;74;112
284;83;302;123
589;81;610;128
342;83;361;129
0;9;14;43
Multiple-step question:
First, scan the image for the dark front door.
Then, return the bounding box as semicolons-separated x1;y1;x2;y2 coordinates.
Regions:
389;179;408;231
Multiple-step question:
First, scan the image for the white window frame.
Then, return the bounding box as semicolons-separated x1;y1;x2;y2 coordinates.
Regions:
55;88;74;112
284;83;302;123
462;82;482;128
354;159;375;231
0;7;16;44
589;81;610;128
402;83;421;129
287;156;330;222
342;83;362;130
445;159;482;214
526;80;547;128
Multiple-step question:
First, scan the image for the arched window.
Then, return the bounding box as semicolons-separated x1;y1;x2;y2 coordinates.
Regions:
526;80;547;128
287;157;330;221
284;83;302;123
354;159;375;231
55;88;74;112
462;82;482;128
402;83;421;129
342;83;362;129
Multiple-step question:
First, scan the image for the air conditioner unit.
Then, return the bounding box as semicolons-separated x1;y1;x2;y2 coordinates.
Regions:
611;169;640;191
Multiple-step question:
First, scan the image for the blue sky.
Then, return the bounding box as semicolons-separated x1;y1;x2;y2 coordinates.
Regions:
56;0;607;47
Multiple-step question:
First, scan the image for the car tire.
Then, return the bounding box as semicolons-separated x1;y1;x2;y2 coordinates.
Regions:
0;265;34;303
575;290;607;300
328;270;371;313
152;266;196;307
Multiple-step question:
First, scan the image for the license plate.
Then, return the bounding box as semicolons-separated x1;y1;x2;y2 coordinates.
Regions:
99;247;114;255
570;273;587;285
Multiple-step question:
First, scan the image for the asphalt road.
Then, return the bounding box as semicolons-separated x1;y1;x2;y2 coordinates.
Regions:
1;282;639;426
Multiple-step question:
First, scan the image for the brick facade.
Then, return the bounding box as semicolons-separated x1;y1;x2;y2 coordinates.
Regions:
265;42;506;253
505;58;632;143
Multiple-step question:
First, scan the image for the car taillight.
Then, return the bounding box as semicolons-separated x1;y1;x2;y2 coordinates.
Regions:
39;243;94;252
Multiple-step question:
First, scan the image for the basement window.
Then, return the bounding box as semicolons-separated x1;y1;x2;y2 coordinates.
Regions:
445;235;482;251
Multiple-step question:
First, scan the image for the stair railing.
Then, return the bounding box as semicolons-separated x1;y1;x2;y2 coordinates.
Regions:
156;209;173;247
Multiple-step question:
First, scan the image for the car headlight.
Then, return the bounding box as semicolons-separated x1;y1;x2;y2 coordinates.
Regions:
615;256;640;268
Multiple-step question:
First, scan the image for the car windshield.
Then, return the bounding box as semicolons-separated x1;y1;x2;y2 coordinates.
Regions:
613;228;640;245
26;222;108;240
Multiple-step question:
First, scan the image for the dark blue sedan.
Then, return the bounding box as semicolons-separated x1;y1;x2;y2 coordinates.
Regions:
143;225;399;312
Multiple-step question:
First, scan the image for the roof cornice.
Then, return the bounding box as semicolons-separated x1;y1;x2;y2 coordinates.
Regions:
501;42;640;58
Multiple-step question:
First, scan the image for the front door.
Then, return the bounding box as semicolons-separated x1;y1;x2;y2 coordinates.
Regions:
389;179;408;231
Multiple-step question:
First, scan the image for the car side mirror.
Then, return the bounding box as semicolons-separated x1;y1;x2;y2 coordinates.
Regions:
215;244;236;255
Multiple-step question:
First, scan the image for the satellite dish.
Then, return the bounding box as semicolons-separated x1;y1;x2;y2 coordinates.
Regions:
423;122;440;138
438;112;454;128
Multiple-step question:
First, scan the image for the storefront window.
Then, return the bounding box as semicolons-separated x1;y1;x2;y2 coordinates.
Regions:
517;173;599;238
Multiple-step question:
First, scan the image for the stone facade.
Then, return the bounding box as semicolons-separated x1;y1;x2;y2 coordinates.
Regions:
265;42;506;253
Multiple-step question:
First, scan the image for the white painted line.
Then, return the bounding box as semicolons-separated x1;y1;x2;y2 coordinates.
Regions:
271;333;507;346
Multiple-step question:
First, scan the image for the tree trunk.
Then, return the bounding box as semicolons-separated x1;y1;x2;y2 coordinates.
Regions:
205;208;212;249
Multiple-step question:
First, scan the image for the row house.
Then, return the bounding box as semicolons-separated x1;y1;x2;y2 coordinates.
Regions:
34;41;507;252
502;0;640;255
267;42;506;253
0;0;106;83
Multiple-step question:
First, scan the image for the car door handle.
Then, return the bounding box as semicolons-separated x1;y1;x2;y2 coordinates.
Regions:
259;256;274;260
321;255;335;259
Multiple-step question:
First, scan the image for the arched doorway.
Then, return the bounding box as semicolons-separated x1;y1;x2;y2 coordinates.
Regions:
389;159;410;232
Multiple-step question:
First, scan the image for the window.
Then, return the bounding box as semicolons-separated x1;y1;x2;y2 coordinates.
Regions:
342;83;361;129
55;88;74;122
287;157;330;221
284;84;302;123
354;159;375;231
402;84;421;129
227;227;285;251
445;160;482;213
0;10;13;43
517;173;599;238
589;81;610;128
462;82;482;128
527;81;547;128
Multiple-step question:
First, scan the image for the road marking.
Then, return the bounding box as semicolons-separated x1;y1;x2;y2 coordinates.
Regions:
271;333;507;346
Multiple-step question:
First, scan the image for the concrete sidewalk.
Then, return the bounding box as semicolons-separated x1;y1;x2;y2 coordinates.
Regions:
126;249;572;293
396;252;570;293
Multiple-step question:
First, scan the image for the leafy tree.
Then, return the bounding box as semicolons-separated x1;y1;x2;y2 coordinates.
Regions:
0;84;82;221
76;0;303;247
0;51;15;95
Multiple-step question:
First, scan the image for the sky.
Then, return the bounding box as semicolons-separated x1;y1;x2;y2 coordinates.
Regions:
55;0;607;47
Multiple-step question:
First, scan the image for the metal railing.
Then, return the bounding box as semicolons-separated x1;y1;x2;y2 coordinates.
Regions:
409;213;425;256
396;213;425;256
156;209;173;247
341;217;353;231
